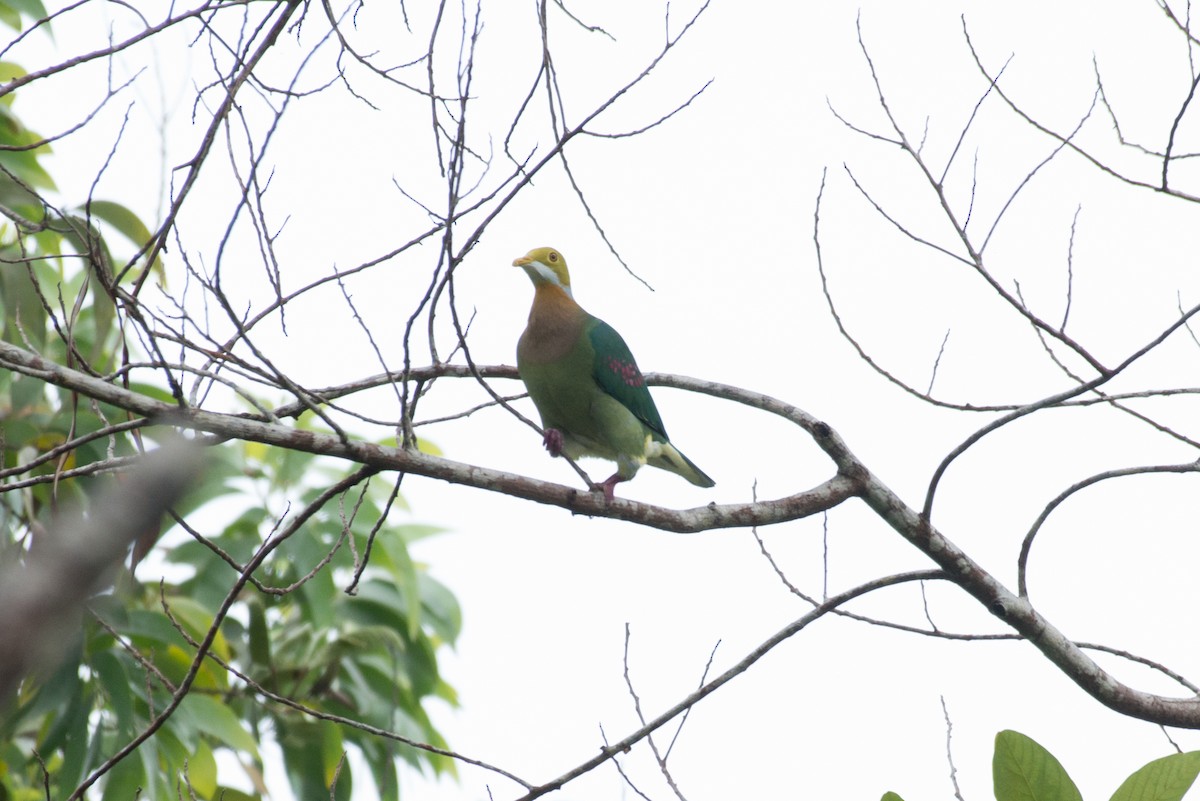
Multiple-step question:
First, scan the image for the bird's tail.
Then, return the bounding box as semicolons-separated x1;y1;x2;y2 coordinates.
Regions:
650;440;716;489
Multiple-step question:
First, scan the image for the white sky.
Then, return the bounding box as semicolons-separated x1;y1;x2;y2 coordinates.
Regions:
19;1;1200;799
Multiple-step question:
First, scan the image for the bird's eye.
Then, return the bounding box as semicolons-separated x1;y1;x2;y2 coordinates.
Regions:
548;252;558;262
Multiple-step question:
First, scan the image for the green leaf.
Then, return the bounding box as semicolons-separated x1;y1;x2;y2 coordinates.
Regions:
79;199;164;284
137;728;164;801
110;607;189;649
346;579;412;634
89;276;115;364
270;440;317;489
172;506;267;570
39;668;89;793
294;561;340;633
176;694;260;759
50;213;112;284
10;375;47;414
213;789;260;801
100;749;146;801
418;573;462;645
321;722;347;790
994;730;1082;801
0;147;55;190
126;380;179;404
33;648;85;757
186;738;218;799
1110;751;1200;801
90;650;136;739
881;793;906;801
372;749;401;801
396;522;444;543
0;177;41;225
0;0;50;28
415;436;441;456
162;594;233;663
247;595;272;671
79;199;148;246
9;645;81;733
0;259;48;353
0;6;21;33
379;530;421;639
280;721;351;801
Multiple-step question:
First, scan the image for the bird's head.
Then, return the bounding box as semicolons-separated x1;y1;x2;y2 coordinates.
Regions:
513;247;572;297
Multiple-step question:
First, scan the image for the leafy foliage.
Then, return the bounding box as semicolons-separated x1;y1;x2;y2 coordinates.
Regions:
3;438;461;800
881;730;1200;801
0;4;460;800
993;729;1084;801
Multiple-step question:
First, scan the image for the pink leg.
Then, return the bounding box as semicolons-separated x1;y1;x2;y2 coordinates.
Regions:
543;428;564;457
598;472;625;502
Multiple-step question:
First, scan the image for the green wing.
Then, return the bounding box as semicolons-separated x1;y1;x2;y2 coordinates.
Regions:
588;318;668;439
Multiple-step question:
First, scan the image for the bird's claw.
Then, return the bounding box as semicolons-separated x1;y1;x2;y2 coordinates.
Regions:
598;473;624;503
543;428;564;457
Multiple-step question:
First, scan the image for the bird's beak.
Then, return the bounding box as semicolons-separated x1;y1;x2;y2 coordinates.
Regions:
512;255;532;268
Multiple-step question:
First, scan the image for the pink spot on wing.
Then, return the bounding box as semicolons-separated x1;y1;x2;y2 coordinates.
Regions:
606;356;645;387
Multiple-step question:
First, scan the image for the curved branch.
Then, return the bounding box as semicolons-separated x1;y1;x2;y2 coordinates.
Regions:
922;296;1200;523
0;1;240;99
1078;641;1200;695
121;0;302;291
856;462;1200;727
853;17;1110;378
0;341;858;532
513;570;945;801
753;536;1200;695
962;18;1200;204
6;336;1199;728
1017;462;1200;598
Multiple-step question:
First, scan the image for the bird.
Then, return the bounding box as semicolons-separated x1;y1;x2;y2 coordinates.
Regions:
512;246;715;501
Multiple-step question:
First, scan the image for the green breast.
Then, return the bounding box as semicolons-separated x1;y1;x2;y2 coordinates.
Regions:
518;319;602;437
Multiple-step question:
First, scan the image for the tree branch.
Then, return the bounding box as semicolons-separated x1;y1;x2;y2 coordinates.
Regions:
0;340;858;532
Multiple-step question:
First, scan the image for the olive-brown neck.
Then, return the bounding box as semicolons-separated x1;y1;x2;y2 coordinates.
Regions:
519;284;588;363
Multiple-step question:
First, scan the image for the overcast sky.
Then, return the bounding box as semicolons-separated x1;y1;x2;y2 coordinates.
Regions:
23;1;1200;799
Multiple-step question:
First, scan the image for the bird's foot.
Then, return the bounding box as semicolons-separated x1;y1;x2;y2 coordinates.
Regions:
543;428;564;457
598;473;625;503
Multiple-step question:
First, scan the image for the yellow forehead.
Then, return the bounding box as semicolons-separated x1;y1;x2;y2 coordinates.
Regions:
516;247;571;287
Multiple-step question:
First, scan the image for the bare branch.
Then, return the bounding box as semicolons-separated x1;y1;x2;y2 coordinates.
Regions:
0;340;859;532
923;297;1200;523
963;19;1200;204
940;697;966;801
512;571;944;801
1017;462;1200;599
